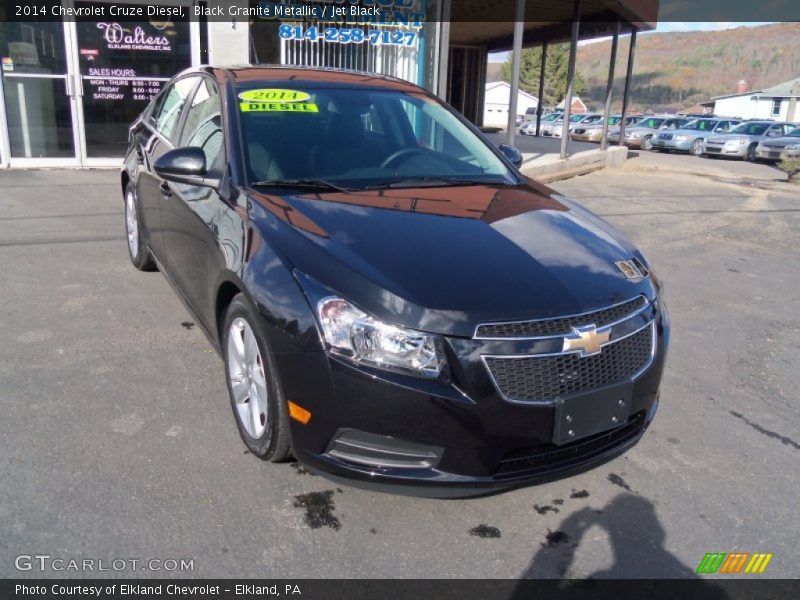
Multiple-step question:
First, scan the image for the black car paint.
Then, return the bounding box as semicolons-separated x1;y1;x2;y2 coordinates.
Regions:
123;66;668;495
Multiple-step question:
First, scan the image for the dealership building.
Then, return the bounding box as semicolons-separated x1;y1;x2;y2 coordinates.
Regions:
0;0;656;168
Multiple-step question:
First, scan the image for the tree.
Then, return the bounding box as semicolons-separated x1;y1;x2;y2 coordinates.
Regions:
501;44;587;108
778;157;800;183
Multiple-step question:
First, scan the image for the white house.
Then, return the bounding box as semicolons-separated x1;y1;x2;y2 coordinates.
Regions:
483;81;538;128
711;77;800;122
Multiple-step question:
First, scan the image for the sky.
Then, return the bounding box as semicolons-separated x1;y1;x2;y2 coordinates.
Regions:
487;22;774;62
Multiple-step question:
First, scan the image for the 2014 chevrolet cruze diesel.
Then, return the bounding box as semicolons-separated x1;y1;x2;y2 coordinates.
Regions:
122;66;669;496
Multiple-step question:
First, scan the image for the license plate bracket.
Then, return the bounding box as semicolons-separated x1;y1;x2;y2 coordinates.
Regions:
552;382;633;446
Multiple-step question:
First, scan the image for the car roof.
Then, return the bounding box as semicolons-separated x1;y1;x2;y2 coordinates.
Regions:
198;64;425;93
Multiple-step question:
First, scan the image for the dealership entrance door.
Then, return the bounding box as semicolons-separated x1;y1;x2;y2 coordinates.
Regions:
0;1;199;168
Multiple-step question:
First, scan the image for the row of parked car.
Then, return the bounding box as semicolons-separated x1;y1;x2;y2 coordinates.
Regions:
519;112;800;162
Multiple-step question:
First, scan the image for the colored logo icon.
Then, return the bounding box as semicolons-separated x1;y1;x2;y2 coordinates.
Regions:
696;552;773;574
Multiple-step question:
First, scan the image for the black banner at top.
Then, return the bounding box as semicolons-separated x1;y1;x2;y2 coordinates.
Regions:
0;0;799;23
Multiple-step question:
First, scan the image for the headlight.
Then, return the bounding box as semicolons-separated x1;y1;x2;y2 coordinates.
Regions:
725;138;747;146
316;297;446;379
628;131;643;138
785;144;800;150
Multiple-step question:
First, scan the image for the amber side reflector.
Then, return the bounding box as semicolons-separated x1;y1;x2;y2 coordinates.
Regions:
288;401;312;424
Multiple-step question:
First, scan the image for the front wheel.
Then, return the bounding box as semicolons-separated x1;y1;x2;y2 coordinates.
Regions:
690;139;704;156
223;295;291;462
746;144;757;162
641;135;653;151
124;185;156;271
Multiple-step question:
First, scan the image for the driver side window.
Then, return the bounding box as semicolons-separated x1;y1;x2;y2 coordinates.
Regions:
151;76;200;142
178;77;224;170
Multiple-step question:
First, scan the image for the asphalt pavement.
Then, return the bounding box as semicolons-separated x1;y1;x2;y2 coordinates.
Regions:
1;154;798;579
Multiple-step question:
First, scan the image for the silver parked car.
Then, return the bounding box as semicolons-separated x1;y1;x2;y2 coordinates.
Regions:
754;126;800;161
704;121;796;161
520;112;559;136
542;113;601;138
574;115;642;142
651;118;741;155
590;115;644;144
610;116;691;150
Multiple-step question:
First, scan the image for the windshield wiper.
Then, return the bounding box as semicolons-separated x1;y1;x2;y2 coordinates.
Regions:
250;179;353;194
362;176;488;190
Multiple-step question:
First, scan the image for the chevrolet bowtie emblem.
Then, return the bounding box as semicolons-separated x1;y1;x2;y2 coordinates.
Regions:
562;324;610;356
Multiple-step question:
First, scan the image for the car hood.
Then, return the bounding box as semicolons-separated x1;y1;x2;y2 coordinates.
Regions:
706;133;753;143
249;181;655;337
624;126;656;134
759;136;800;148
669;128;712;137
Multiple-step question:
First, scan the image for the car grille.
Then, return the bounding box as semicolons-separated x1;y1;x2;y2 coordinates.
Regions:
658;133;673;140
475;295;647;338
484;323;654;403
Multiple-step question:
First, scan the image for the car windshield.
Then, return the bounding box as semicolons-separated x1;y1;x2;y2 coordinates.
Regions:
639;118;666;129
569;114;586;122
661;119;684;129
730;122;770;135
542;113;559;122
238;86;515;189
683;119;717;131
582;115;603;124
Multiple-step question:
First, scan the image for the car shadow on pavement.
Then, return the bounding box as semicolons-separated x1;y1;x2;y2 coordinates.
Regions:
511;493;730;596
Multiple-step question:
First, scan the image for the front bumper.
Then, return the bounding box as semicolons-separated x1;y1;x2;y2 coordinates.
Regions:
755;147;784;161
651;137;693;151
623;137;646;148
278;302;669;496
704;142;747;157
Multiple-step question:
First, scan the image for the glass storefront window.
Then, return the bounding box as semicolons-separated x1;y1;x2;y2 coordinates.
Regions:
0;22;67;75
3;77;75;158
249;0;440;92
1;21;75;159
72;1;194;157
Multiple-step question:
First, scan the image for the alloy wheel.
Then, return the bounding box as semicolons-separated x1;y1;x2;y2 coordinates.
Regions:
226;317;269;439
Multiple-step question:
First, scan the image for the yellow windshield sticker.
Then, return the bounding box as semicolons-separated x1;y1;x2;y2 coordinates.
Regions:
240;101;319;113
238;89;311;103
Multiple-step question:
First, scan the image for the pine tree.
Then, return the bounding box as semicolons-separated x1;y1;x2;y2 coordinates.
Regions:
501;44;587;108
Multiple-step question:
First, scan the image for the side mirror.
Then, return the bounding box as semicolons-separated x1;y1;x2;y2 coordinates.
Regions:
154;147;219;188
498;143;523;168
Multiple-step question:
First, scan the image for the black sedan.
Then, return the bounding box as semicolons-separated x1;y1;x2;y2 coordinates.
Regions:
122;66;669;496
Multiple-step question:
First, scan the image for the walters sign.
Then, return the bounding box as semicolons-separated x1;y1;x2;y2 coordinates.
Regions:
96;22;171;52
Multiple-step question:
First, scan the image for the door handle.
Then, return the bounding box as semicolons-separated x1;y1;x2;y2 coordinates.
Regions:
159;181;173;197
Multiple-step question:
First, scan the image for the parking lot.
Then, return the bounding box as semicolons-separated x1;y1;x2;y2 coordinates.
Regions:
1;152;798;579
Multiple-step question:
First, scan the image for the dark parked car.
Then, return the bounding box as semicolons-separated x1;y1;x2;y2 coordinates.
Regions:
122;66;669;496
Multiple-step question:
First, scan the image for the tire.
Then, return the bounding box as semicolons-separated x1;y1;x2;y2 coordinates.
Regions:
222;294;291;462
124;184;156;271
641;135;653;151
746;144;757;162
690;139;704;156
